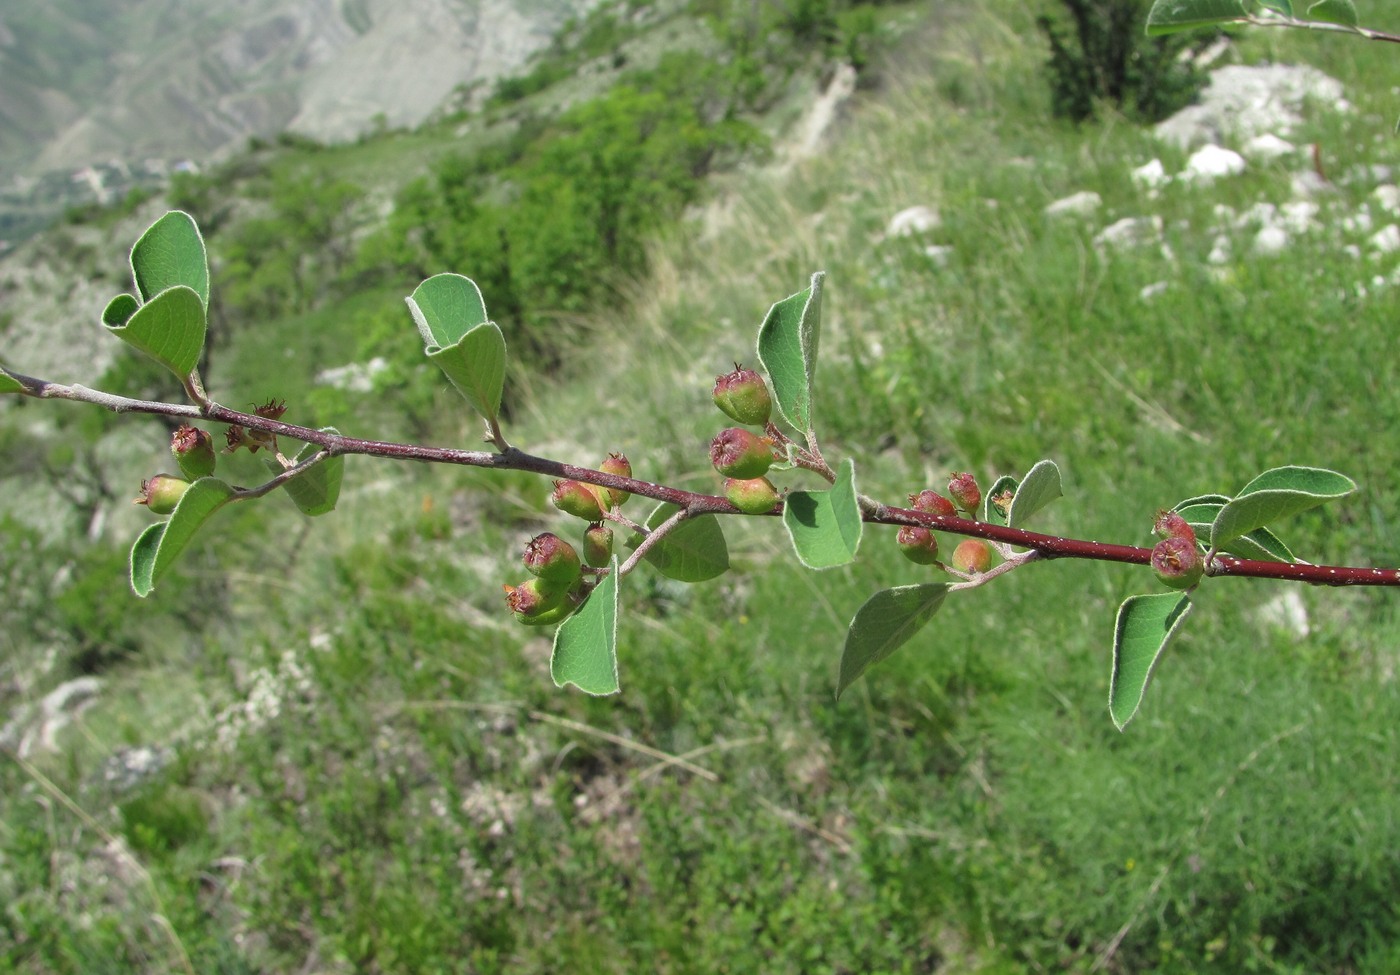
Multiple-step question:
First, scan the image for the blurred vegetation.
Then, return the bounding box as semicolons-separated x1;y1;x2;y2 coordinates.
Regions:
5;0;1400;972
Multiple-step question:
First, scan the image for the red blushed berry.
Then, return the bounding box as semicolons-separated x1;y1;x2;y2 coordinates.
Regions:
724;476;781;514
523;532;583;585
897;525;941;565
171;425;216;479
596;453;632;510
951;539;993;574
551;480;607;521
1151;536;1204;591
947;472;981;516
503;578;576;626
1153;509;1196;543
134;474;191;515
710;427;775;479
907;489;957;518
712;365;772;427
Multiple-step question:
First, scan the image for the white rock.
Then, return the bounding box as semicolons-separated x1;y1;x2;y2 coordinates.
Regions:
1370;224;1400;253
1131;158;1170;190
1343;244;1363;260
1257;590;1309;638
1044;190;1102;218
922;244;954;266
1093;215;1163;250
1242;133;1296;161
1139;281;1169;300
1207;235;1232;265
1343;209;1373;235
1372;184;1400;215
1279;200;1319;234
1182;144;1247;183
886;206;941;237
1155;64;1346;149
1290;171;1333;198
1253;225;1290;255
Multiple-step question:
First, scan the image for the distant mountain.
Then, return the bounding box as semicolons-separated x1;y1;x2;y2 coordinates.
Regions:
0;0;597;176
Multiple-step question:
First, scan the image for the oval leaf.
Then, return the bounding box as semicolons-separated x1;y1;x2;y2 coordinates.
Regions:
1306;0;1358;27
550;558;620;696
106;284;207;380
264;431;343;517
130;211;209;310
837;583;951;699
102;293;139;327
0;367;22;395
756;271;824;435
1110;592;1192;731
128;477;237;597
426;322;506;424
406;273;489;349
634;503;729;582
1173;500;1297;562
782;458;861;569
1211;466;1355;550
982;474;1018;526
1008;459;1063;529
1146;0;1249;34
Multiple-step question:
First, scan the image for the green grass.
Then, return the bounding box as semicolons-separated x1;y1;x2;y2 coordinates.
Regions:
6;1;1400;972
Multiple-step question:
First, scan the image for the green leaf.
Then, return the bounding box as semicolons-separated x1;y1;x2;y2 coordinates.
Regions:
130;211;209;310
634;503;729;582
782;458;861;569
407;274;504;423
105;285;206;380
0;367;21;394
1145;0;1249;34
981;475;1018;526
1173;500;1297;562
264;431;343;517
756;271;825;435
102;294;139;327
1306;0;1357;26
406;273;489;348
128;477;237;597
550;559;620;696
1257;0;1293;15
837;583;951;699
1210;466;1355;551
1007;459;1063;529
1110;593;1192;730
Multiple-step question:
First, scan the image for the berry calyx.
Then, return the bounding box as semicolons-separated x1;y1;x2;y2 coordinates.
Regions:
134;474;191;515
724;476;781;514
948;472;982;516
550;479;607;521
908;489;957;518
171;425;216;479
1151;536;1204;591
1153;509;1196;542
523;532;583;585
897;525;941;565
503;577;568;623
951;539;993;574
596;453;632;510
712;365;772;426
582;523;614;568
710;427;775;479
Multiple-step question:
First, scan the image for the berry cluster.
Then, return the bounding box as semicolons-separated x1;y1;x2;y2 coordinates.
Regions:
896;474;994;577
133;423;218;513
710;365;781;514
1151;510;1204;590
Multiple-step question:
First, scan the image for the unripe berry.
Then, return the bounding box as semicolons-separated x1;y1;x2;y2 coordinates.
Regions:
596;453;632;509
712;365;772;426
896;525;940;565
134;474;191;515
710;427;775;479
523;532;582;585
551;479;606;521
1151;536;1204;591
947;472;981;516
582;522;614;568
951;539;993;574
908;489;957;518
503;577;568;623
724;476;780;514
171;425;216;479
1153;509;1196;543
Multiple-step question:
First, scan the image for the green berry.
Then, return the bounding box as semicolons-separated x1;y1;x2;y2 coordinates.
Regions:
583;523;614;568
724;476;781;514
951;539;992;574
897;525;940;565
710;428;774;479
134;474;191;515
712;365;772;426
597;453;632;509
523;532;582;585
1151;536;1204;590
503;577;568;623
551;479;606;521
948;472;981;516
171;425;216;479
